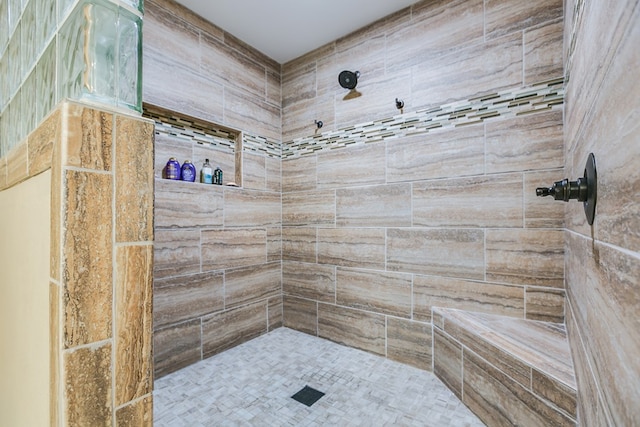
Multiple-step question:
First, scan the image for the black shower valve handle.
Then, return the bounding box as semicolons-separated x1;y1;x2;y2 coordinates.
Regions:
536;178;588;202
534;153;597;225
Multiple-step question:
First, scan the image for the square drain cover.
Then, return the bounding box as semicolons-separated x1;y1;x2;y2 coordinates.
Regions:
291;385;325;407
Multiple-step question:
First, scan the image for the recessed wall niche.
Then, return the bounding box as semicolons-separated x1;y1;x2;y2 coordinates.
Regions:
143;104;243;186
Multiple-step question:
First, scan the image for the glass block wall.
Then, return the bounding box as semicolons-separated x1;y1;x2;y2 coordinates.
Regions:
0;0;143;158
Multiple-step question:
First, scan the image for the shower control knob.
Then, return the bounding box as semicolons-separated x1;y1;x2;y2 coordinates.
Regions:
535;153;597;225
536;178;587;202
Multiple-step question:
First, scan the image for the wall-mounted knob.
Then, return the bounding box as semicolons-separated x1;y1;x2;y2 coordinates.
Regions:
536;178;588;202
536;153;597;225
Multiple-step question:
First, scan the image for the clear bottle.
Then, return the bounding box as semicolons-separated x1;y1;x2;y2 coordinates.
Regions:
214;166;223;185
201;159;213;184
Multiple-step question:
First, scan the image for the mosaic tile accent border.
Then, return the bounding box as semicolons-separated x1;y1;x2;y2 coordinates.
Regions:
283;79;564;159
143;107;282;158
242;133;282;158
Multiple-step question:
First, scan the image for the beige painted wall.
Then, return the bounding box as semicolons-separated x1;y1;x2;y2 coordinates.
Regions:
0;170;51;426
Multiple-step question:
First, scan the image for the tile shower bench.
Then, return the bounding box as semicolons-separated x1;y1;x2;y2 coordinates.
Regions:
433;308;577;426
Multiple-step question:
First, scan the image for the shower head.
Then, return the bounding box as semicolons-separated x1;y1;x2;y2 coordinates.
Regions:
339;70;360;90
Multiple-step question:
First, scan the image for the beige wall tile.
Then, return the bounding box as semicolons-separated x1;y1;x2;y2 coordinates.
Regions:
282;156;317;192
485;0;563;39
413;276;524;322
224;88;281;141
153;271;224;328
143;53;225;125
283;261;335;303
386;0;483;74
282;94;335;141
532;368;577;419
317;143;385;188
265;156;281;193
242;152;266;190
318;228;386;270
283;296;318;335
318;303;385;356
28;107;58;176
201;228;267;271
386;124;484;183
153;320;201;379
200;33;267;101
412;33;522;109
115;116;154;243
413;174;523;228
387;228;484;280
486;110;563;174
201;302;268;358
63;104;113;170
115;395;152;427
115;245;153;406
433;328;462;400
153;229;201;279
266;68;282;109
282;190;335;226
144;0;201;66
386;317;432;371
463;350;575;426
566;303;612;427
268;296;283;331
526;287;565;323
224;189;281;228
64;343;112;426
63;170;113;348
486;229;564;288
225;262;281;309
564;0;636;153
524;169;565;228
282;62;316;108
566;233;640;426
524;19;564;84
336;267;411;318
154;179;224;229
337;183;411;227
267;227;282;262
282;227;316;263
442;314;532;389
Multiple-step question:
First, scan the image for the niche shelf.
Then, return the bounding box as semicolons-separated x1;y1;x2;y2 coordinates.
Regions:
143;103;243;187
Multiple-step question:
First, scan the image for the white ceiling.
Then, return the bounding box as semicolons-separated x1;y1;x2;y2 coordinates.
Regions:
173;0;421;64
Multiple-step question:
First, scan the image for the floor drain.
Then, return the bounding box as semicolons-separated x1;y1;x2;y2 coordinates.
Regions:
291;385;325;407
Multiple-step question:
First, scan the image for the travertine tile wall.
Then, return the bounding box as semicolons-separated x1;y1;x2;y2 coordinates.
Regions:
563;0;640;425
0;100;154;426
143;0;281;142
50;102;155;426
144;0;284;378
152;165;283;378
281;0;565;371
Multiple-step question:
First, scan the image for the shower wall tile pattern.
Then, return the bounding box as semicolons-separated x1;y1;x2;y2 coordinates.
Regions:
564;0;640;424
283;81;563;159
278;6;567;400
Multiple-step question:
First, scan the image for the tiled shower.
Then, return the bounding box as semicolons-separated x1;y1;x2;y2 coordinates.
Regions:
0;0;638;424
148;0;565;374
